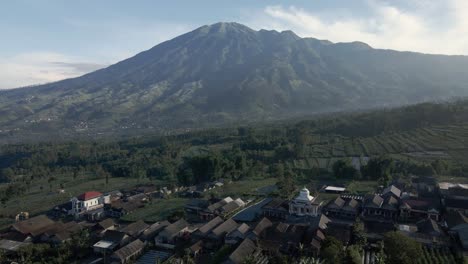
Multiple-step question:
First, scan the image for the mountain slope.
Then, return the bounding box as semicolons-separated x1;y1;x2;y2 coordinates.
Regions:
1;22;468;142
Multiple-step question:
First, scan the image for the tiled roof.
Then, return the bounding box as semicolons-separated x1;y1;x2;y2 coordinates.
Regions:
120;220;149;237
102;230;127;243
383;185;401;198
329;197;346;208
198;216;224;234
211;219;238;237
12;215;55;236
401;198;439;211
77;191;102;201
253;217;273;236
98;218;116;230
364;195;384;208
228;238;256;264
113;239;145;261
161;219;188;238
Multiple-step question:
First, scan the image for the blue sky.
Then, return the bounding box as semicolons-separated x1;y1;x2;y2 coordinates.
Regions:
1;0;467;89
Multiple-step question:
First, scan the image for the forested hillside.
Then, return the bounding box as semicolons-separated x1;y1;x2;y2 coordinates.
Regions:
2;99;468;227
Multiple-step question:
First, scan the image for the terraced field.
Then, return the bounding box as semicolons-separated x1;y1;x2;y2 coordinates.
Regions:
417;246;457;264
286;124;468;171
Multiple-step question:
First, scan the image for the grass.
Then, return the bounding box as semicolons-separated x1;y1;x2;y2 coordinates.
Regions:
207;177;277;198
0;175;155;229
121;198;188;222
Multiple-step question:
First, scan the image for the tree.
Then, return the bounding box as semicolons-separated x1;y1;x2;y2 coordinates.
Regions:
320;237;344;264
277;170;296;195
351;217;366;248
383;232;422;264
345;245;362;264
374;241;386;264
333;159;359;179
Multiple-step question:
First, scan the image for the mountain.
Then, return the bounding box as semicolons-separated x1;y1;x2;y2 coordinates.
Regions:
1;22;468;142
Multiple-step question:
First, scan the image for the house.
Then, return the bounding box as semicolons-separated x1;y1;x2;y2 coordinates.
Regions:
361;194;399;221
323;196;360;219
155;219;190;249
248;217;273;240
399;219;449;248
227;238;257;264
120;220;149;238
439;183;468;200
140;221;170;241
220;198;246;217
451;223;468;250
261;199;289;219
94;218;117;237
289;187;322;217
136;250;172;264
40;221;83;244
445;198;468;215
417;218;442;237
257;222;308;254
184;199;211;220
69;191;108;220
10;215;55;242
192;216;224;240
93;230;130;253
382;185;402;199
206;219;238;247
399;197;441;221
304;228;326;257
444;210;468;229
225;223;250;245
107;190;123;202
310;214;331;231
107;199;144;218
0;239;29;254
189;240;203;257
111;239;146;264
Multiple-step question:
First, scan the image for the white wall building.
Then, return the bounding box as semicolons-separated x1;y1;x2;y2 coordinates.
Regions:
69;191;108;219
289;187;322;217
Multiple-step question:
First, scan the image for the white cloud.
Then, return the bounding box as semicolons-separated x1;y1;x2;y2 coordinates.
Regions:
0;52;106;89
0;20;191;90
248;0;468;55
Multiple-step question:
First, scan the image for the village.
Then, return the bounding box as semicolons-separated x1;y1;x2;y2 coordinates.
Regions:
1;176;468;264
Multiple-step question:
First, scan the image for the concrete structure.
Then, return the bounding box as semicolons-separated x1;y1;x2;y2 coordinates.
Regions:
69;191;109;220
289;187;321;217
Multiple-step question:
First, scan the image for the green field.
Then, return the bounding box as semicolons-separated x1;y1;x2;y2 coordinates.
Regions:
0;175;155;229
121;198;188;222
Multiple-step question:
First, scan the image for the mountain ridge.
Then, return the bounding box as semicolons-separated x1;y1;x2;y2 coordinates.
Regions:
1;22;468;142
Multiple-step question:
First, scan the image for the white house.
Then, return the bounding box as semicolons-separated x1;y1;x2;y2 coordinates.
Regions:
289;187;322;217
69;191;109;220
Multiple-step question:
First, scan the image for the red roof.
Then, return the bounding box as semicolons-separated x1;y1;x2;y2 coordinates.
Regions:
77;191;102;201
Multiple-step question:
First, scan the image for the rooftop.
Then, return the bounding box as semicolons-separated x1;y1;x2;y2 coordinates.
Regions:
12;215;55;236
228;238;256;264
0;239;29;252
77;191;103;201
93;240;114;249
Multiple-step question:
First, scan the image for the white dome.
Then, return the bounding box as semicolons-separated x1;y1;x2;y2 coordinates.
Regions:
296;187;314;202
